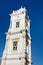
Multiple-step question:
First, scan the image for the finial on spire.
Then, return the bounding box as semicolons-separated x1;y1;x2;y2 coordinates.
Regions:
24;7;25;9
13;10;14;14
21;5;23;8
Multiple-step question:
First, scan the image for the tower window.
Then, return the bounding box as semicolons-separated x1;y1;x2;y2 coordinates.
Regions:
22;11;24;14
13;41;17;50
16;22;19;27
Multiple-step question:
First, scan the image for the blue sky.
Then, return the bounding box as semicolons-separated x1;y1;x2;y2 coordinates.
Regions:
0;0;43;65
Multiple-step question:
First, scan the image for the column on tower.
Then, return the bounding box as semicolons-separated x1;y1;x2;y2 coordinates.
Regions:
25;17;32;65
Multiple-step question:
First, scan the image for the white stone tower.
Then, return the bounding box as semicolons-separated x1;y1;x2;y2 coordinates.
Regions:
1;7;32;65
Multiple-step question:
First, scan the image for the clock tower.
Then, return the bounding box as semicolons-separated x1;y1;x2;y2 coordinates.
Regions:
1;7;32;65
